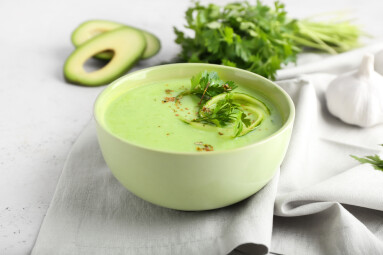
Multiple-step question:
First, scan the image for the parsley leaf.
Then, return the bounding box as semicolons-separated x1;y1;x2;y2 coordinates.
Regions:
234;111;252;137
187;71;238;105
351;145;383;172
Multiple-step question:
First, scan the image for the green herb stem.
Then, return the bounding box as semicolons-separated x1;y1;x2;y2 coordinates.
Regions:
293;19;362;54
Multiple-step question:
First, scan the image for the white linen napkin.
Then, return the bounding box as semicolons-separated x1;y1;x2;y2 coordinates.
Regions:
276;42;383;80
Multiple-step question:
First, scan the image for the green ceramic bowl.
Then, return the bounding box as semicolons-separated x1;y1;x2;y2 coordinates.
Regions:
94;64;294;211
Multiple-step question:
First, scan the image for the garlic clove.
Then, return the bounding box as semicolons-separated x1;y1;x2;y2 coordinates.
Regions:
357;53;374;78
326;53;383;127
374;49;383;75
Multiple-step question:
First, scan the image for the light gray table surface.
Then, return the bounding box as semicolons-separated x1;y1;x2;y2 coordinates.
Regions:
1;0;382;254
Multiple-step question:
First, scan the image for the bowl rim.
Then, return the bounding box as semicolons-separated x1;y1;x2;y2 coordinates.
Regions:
94;63;295;156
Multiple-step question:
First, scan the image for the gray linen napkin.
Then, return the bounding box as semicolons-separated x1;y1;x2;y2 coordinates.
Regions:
32;74;383;255
31;121;279;255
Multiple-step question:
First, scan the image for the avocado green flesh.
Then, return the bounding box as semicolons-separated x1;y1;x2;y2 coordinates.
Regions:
64;27;146;86
103;79;283;152
71;20;160;60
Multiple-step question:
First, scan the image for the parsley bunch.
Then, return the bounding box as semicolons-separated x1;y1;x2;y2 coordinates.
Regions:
174;1;300;80
174;1;363;80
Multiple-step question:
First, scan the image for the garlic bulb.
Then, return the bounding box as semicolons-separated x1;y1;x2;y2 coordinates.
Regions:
326;53;383;127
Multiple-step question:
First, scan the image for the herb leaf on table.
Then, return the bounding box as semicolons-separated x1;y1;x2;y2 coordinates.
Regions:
351;145;383;172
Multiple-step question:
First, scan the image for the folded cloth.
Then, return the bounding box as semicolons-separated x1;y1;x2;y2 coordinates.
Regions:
31;121;279;255
272;74;383;254
276;42;383;80
32;73;383;255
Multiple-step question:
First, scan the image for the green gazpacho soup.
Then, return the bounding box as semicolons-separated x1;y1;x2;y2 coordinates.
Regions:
104;71;282;152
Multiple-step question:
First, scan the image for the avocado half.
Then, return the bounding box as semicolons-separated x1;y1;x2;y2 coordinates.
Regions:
64;27;146;86
71;20;161;60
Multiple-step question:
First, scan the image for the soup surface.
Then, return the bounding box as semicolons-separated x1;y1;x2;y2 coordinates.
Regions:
104;78;282;152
